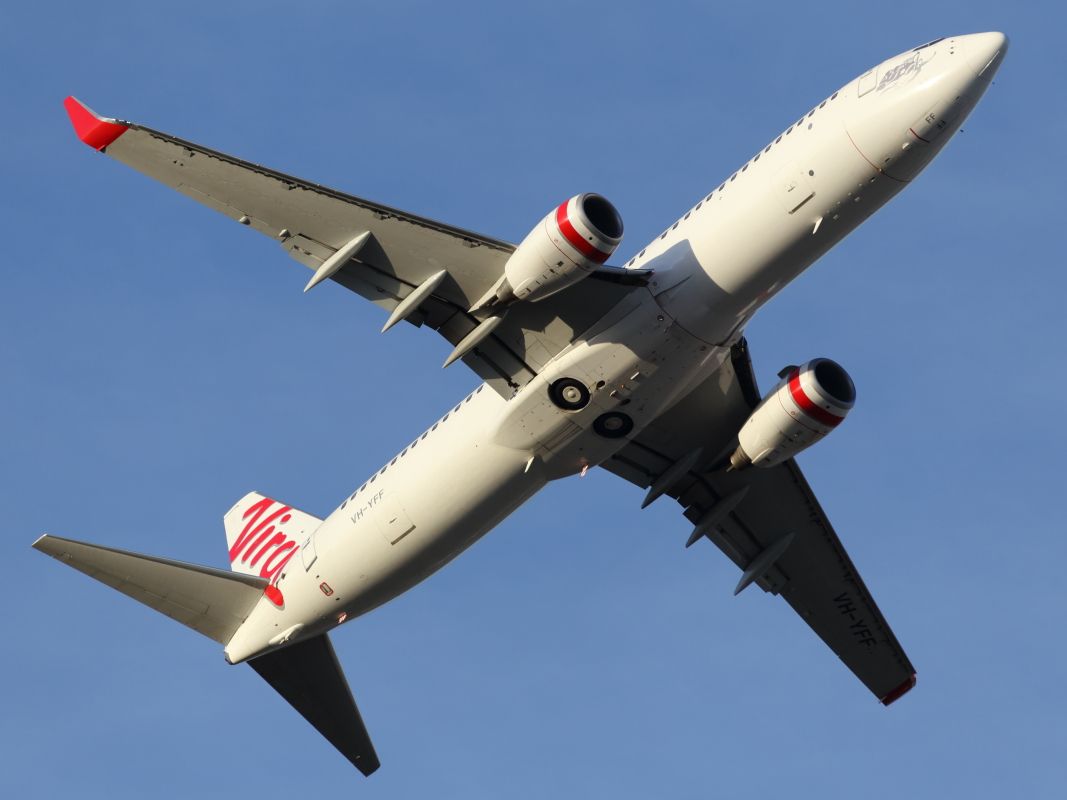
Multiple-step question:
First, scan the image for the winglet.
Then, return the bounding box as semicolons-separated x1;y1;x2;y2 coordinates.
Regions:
63;96;128;150
880;673;917;706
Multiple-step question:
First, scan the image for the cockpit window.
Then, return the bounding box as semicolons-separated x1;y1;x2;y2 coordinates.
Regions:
913;37;945;52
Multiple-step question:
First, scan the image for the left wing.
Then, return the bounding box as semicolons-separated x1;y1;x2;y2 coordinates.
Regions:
602;340;917;705
63;96;647;397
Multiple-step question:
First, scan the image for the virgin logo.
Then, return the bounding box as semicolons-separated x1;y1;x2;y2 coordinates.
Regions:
229;496;299;586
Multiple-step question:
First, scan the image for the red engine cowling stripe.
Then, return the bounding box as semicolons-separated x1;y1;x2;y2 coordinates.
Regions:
788;370;845;428
556;202;612;264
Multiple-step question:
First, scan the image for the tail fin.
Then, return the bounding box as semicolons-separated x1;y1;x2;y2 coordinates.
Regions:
223;492;322;582
33;534;267;644
249;634;380;776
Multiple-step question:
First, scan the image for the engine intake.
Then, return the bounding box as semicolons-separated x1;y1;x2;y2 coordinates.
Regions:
503;193;624;303
730;358;855;469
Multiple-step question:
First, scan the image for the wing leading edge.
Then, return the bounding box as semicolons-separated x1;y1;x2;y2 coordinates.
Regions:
603;340;917;705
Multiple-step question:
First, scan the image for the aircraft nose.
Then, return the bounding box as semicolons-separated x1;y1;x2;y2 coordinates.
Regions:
844;33;1008;183
964;31;1009;81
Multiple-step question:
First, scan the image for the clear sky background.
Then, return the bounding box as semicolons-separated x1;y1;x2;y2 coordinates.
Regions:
3;1;1063;797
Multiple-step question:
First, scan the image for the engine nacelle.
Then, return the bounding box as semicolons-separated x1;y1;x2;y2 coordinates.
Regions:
730;359;855;469
503;193;623;302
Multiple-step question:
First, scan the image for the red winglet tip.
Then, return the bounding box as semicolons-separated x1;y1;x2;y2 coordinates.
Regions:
63;96;128;150
880;674;917;706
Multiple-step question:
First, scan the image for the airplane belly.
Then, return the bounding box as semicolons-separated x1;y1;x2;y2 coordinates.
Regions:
302;305;729;626
652;125;885;344
309;389;547;620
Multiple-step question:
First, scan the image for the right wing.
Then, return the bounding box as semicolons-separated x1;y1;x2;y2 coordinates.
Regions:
603;341;917;705
63;97;646;397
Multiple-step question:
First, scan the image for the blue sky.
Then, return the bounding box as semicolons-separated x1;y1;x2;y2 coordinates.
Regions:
4;1;1063;797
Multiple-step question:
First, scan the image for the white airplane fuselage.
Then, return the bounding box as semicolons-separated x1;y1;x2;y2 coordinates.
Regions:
224;33;1006;663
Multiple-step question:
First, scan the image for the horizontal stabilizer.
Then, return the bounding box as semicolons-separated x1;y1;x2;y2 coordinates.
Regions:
33;534;268;644
249;634;380;776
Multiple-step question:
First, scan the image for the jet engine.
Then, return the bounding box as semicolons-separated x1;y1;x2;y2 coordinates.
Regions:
729;358;855;470
502;193;624;303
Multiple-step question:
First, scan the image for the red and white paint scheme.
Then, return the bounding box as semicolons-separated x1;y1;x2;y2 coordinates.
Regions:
223;493;322;605
731;359;855;469
35;33;1007;778
503;193;624;302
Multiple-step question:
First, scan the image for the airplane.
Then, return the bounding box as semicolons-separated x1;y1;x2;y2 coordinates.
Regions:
36;32;1008;776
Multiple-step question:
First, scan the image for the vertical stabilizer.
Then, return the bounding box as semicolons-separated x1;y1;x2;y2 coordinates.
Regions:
223;492;322;583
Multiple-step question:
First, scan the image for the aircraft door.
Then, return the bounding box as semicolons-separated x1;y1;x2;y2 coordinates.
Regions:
301;531;318;570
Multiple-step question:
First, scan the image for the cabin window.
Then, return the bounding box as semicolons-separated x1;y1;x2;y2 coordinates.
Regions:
831;91;839;100
695;202;702;211
684;212;691;220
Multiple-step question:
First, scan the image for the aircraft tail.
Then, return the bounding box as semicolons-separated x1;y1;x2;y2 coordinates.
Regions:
33;534;268;644
223;492;322;582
